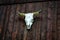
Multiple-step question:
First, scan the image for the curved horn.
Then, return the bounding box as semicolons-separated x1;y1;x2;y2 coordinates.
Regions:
17;11;25;16
33;10;42;15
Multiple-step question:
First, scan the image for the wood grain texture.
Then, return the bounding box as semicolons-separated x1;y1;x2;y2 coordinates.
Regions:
0;1;58;40
57;1;60;40
0;0;48;5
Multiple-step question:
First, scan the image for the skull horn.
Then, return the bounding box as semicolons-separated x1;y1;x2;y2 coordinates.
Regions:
33;10;42;15
17;11;25;16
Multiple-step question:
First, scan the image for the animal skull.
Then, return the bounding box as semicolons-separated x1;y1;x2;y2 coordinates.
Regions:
25;13;34;29
17;10;41;29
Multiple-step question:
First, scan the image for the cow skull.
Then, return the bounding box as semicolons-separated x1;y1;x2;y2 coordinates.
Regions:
25;13;34;29
17;10;41;29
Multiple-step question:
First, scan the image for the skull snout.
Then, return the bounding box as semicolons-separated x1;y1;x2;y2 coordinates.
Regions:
25;18;34;29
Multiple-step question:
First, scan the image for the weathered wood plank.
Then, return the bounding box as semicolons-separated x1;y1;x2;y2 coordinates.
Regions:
0;6;4;40
0;2;58;40
11;5;17;40
3;5;11;40
1;5;8;40
0;0;47;5
57;1;60;40
40;2;48;40
52;2;57;40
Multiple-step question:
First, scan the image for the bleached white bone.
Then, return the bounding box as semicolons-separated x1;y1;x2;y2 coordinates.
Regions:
25;13;34;29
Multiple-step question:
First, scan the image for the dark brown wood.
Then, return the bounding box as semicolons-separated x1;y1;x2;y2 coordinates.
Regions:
23;26;27;40
0;0;49;5
0;1;58;40
57;1;60;40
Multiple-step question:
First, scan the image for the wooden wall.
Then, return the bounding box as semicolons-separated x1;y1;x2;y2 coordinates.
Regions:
0;0;48;5
57;1;60;40
0;1;58;40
